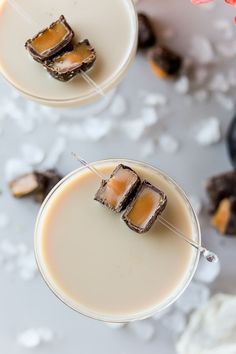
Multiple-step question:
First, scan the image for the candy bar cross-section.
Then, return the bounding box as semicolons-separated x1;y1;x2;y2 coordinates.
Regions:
94;164;141;213
149;45;182;79
122;180;167;233
211;197;236;235
45;40;96;82
25;15;74;63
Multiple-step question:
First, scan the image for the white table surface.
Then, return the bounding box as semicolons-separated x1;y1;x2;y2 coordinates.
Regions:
0;0;236;353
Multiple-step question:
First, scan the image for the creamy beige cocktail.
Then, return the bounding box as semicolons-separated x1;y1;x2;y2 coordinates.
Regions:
34;160;200;322
0;0;137;106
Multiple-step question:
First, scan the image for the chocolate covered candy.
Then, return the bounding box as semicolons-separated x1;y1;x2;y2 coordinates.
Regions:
149;45;182;79
9;172;44;198
206;171;236;213
94;164;141;213
25;15;74;63
9;169;62;202
122;180;167;234
138;13;156;49
45;39;96;82
211;197;236;235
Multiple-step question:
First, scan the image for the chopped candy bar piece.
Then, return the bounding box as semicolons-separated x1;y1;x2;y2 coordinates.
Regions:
44;39;96;82
122;180;167;234
211;197;236;235
149;45;182;79
9;172;44;198
25;15;74;63
94;164;141;213
138;13;156;49
9;169;62;202
206;171;236;212
34;169;63;203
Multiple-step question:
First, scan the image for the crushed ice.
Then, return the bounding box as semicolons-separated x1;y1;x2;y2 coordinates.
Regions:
17;328;54;348
0;212;10;229
194;117;221;146
176;281;210;314
0;240;38;281
128;320;155;341
109;95;127;117
158;134;180;154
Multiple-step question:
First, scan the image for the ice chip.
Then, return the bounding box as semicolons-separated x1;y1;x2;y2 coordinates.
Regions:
17;328;54;348
161;309;187;336
105;322;126;329
141;140;156;158
215;93;234;111
195;257;220;283
109;95;127;117
129;320;155;341
176;281;210;314
21;143;45;165
209;73;230;93
175;76;190;95
141;107;159;125
17;329;41;348
158;134;180;154
5;158;32;182
143;93;168;107
194;117;221;146
122;119;146;141
189;36;215;64
216;40;236;58
83;117;112;141
41;137;66;169
0;212;10;229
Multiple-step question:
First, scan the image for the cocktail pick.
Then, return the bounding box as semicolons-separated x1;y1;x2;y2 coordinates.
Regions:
7;0;105;96
71;153;219;264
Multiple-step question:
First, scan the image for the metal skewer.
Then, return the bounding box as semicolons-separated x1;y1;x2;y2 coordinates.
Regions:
7;0;105;97
72;153;219;264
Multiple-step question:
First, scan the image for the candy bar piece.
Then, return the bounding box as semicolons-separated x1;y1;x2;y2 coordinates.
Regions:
138;13;156;49
44;40;96;82
34;169;63;203
9;172;44;198
149;45;182;79
211;197;236;235
122;181;167;234
94;164;141;213
25;15;74;63
206;171;236;213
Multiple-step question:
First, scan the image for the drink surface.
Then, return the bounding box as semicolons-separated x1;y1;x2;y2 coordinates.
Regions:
0;0;136;105
35;161;198;320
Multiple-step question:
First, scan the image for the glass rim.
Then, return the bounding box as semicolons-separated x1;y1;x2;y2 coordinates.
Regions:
0;0;138;105
34;158;201;323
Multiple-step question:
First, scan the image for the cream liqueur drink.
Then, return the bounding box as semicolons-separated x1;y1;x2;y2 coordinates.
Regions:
35;160;200;322
0;0;137;106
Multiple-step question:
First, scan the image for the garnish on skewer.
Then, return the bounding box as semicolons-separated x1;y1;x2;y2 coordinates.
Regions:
25;15;97;82
72;153;219;263
94;164;141;213
94;164;167;232
45;40;96;82
25;15;74;63
122;180;167;233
